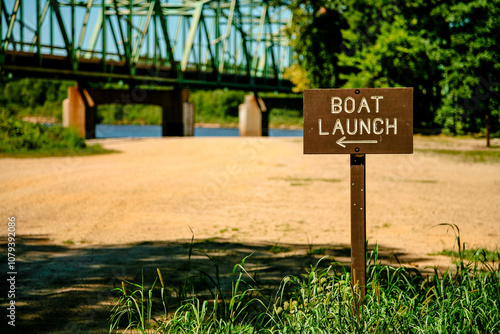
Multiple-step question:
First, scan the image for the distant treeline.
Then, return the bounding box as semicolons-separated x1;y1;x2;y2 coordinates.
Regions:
1;1;499;140
0;79;302;128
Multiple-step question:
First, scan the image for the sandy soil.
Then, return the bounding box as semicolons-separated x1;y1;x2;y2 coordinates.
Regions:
1;135;499;333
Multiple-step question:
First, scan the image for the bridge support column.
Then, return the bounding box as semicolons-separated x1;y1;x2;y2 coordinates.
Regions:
261;109;269;137
84;105;97;140
183;101;195;136
62;86;86;138
162;89;190;136
79;86;97;140
62;86;97;139
239;95;267;136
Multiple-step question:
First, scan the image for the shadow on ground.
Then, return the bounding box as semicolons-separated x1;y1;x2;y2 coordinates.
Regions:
1;236;431;334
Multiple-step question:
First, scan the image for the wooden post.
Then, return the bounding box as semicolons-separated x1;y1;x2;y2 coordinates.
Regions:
351;153;366;305
485;113;490;148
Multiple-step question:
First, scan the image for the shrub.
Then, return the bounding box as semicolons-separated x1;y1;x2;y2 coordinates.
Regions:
0;109;113;157
0;109;85;152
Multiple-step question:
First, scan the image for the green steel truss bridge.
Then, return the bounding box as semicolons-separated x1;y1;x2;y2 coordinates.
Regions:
0;0;293;91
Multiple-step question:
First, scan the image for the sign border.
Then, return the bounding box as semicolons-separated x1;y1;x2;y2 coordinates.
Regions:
303;88;413;155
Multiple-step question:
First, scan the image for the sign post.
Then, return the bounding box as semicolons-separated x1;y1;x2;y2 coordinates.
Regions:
303;88;413;304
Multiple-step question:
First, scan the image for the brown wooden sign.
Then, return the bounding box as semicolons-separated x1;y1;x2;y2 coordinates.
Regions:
304;88;413;154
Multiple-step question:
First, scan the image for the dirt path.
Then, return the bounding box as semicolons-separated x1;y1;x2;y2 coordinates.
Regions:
1;136;499;333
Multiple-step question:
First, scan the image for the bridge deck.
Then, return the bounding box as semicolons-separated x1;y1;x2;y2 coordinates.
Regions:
2;50;291;91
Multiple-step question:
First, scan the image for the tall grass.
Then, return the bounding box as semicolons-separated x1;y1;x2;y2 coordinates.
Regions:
109;231;500;333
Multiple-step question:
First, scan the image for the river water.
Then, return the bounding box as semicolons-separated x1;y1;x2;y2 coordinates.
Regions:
96;124;303;138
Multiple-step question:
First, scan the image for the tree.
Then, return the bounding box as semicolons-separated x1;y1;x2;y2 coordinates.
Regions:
280;0;346;90
337;0;444;128
282;0;499;142
434;0;500;146
282;0;445;127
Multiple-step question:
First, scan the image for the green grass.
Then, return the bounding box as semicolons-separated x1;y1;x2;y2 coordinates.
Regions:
306;248;328;256
269;108;303;129
109;228;500;333
416;148;500;163
0;143;115;158
435;248;500;263
195;114;240;127
269;244;291;254
270;177;341;187
404;179;438;184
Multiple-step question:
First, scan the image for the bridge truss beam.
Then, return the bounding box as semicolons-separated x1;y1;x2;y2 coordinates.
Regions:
0;0;293;91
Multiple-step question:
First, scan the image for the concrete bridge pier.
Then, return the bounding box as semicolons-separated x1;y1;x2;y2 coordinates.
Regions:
162;89;189;137
239;95;267;137
238;95;303;137
63;86;193;139
62;86;86;138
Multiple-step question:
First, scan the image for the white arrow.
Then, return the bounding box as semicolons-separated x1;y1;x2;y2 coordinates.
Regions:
336;136;378;148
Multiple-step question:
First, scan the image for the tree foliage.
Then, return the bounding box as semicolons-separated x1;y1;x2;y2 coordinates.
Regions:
282;0;346;90
0;108;85;153
434;0;500;140
190;89;246;121
0;78;75;121
284;0;500;141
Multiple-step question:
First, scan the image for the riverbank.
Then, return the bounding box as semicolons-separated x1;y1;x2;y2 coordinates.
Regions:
20;117;303;131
